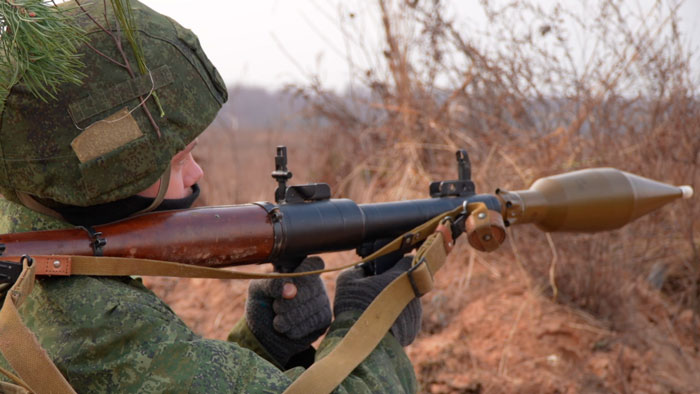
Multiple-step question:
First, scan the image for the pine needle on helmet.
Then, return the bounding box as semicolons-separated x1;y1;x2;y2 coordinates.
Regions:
0;0;87;103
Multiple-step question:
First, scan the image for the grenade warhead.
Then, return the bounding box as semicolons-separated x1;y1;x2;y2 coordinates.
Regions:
496;168;693;232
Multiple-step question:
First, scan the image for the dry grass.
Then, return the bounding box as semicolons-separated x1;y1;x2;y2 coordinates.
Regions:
288;0;700;391
147;0;700;392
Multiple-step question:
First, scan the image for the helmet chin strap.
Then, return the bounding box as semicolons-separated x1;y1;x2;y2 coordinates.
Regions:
16;164;172;221
134;163;171;216
17;192;64;220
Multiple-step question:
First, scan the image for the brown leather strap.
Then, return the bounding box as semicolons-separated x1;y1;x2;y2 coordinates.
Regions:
2;256;72;276
0;259;77;394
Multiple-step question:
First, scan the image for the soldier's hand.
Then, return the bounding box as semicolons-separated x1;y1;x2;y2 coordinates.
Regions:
246;257;331;368
334;256;422;347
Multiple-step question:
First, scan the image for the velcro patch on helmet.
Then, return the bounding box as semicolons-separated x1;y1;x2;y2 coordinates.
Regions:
71;108;143;163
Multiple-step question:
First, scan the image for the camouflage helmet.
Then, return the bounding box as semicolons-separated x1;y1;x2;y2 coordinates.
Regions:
0;0;227;207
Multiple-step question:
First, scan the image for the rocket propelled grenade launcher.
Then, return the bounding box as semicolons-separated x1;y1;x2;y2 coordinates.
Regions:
0;147;693;276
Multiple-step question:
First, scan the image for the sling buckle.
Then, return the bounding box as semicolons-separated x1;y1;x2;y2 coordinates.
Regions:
406;257;434;297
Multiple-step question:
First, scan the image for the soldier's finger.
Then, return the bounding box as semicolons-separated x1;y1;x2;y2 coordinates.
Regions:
282;282;297;299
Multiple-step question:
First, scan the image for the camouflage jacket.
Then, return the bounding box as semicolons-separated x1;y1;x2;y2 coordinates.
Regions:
0;197;417;393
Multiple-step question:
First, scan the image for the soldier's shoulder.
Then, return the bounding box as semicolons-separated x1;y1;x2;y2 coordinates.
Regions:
0;198;71;233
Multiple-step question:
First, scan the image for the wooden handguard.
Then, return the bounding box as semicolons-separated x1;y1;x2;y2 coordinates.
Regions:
0;205;275;268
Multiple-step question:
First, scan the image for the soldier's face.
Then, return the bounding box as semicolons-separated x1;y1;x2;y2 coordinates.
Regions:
137;140;203;199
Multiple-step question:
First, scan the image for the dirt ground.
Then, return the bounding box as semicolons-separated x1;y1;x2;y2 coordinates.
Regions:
144;252;700;394
143;127;700;393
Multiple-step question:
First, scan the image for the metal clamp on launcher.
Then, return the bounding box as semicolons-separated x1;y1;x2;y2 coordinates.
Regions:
0;261;22;288
78;226;107;256
0;252;30;289
0;243;21;288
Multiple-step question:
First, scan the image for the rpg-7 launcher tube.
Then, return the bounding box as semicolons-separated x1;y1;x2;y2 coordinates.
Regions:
278;194;501;256
497;168;693;232
265;194;501;269
1;195;502;270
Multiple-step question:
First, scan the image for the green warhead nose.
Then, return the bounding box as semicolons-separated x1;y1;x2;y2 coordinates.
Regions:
496;168;693;232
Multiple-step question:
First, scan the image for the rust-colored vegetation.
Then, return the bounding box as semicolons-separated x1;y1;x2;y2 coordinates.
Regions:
145;1;700;392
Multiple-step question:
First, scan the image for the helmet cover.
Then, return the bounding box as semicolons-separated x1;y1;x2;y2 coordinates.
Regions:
0;0;227;206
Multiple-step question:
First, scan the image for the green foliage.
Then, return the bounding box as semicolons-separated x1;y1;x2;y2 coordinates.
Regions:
0;0;86;103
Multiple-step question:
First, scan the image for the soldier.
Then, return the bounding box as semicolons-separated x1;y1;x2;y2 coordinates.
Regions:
0;1;421;392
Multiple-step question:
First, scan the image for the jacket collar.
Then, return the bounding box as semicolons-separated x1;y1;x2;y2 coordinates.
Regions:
0;197;71;234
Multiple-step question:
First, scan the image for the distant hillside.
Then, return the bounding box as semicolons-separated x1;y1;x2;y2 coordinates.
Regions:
212;85;308;130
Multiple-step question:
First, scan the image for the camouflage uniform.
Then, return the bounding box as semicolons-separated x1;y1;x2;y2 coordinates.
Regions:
0;199;417;392
0;1;417;392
